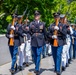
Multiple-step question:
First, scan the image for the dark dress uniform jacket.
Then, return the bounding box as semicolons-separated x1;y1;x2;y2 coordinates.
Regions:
6;23;20;46
22;24;31;40
30;20;47;47
48;22;67;46
17;24;24;45
18;24;31;45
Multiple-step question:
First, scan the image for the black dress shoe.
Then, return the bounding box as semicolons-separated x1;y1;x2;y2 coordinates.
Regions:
26;62;29;67
66;63;69;67
34;70;39;74
23;62;26;66
11;73;14;75
62;66;66;71
34;70;36;73
68;60;71;64
56;72;61;75
15;64;18;72
36;74;39;75
73;57;76;59
54;69;56;73
34;70;38;73
18;66;23;71
43;55;46;58
10;69;15;75
48;54;51;56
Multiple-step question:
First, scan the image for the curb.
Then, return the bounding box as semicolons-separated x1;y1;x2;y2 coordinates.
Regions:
0;34;5;37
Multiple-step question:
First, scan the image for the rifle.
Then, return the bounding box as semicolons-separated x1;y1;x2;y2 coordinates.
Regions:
53;18;59;47
19;6;28;24
9;5;18;46
25;11;30;24
23;11;30;42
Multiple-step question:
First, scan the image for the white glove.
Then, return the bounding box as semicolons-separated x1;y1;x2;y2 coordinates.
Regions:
25;27;29;30
54;26;59;30
28;40;31;43
52;35;57;39
9;34;14;38
10;26;15;30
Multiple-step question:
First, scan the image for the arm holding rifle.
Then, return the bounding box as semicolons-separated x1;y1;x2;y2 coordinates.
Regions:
9;5;18;46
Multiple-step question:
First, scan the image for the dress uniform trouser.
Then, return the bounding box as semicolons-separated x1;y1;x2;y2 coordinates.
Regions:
24;40;31;63
46;44;52;55
62;45;67;67
69;41;72;61
48;44;52;55
19;43;25;66
66;41;71;64
11;46;18;70
32;46;42;71
73;39;76;59
52;46;63;73
66;35;72;64
42;45;46;57
9;46;14;59
62;42;71;67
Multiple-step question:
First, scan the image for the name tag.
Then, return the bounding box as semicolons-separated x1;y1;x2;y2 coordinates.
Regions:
39;25;43;32
39;25;43;30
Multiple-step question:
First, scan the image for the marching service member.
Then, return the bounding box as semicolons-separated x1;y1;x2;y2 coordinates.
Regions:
6;14;20;74
48;12;66;75
29;10;47;75
22;19;31;67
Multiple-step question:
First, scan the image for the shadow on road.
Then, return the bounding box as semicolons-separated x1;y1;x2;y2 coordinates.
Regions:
29;68;54;75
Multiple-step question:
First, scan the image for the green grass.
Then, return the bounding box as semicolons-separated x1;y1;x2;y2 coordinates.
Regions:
0;29;6;34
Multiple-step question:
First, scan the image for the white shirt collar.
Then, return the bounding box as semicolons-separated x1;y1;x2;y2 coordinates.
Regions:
38;20;40;23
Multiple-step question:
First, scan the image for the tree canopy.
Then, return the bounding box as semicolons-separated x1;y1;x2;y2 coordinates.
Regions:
0;0;76;33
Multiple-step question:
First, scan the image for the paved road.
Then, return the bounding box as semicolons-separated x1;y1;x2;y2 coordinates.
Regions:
0;56;76;75
0;36;11;66
0;36;76;75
